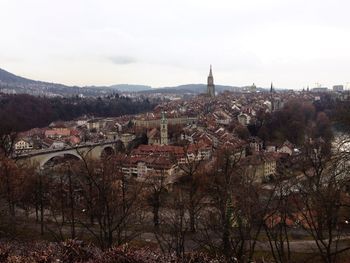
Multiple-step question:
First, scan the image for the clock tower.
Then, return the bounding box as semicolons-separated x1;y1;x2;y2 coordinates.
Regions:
160;111;168;145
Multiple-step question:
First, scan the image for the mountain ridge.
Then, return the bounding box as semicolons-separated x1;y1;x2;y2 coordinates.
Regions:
0;67;247;96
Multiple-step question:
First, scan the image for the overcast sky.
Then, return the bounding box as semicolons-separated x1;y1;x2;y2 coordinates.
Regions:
1;0;349;89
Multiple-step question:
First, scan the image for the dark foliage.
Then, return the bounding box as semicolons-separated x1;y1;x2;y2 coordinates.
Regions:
334;101;350;131
0;93;155;134
249;99;335;147
262;100;316;145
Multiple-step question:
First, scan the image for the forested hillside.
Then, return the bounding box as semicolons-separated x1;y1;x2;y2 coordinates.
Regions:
0;93;155;133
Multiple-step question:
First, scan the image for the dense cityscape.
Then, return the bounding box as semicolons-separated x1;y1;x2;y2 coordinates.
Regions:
0;65;349;262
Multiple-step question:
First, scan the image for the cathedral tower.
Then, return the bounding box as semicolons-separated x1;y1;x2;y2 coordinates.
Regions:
160;111;168;145
207;65;215;98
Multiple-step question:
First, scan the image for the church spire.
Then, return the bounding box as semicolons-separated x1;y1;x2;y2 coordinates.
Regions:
207;65;215;97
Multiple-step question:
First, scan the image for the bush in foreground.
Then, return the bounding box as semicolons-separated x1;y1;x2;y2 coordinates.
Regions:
0;239;225;263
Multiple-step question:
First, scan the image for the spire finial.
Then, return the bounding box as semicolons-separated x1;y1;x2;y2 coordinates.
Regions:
209;65;213;77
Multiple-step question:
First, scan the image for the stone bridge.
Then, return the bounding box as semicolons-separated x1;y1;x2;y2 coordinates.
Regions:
15;140;120;168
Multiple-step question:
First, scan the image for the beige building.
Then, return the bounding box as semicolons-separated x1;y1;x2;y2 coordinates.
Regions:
117;155;177;180
120;133;136;146
242;153;277;182
277;140;294;156
237;113;251;126
133;116;197;128
147;128;161;145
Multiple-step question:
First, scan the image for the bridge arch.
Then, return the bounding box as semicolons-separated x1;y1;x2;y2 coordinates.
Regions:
16;141;121;168
40;151;82;168
100;145;115;158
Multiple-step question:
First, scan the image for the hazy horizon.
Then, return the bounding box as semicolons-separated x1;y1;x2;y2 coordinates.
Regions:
1;0;350;90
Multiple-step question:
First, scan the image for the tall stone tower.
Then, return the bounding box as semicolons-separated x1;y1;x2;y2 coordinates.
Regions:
207;65;215;98
160;111;168;145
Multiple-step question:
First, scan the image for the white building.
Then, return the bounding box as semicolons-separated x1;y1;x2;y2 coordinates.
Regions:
14;139;33;153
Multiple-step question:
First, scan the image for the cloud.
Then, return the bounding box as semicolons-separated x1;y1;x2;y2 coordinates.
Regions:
108;56;137;65
0;55;23;63
1;0;350;88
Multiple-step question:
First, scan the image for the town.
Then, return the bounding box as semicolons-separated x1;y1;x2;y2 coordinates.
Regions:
12;66;348;184
1;66;349;262
2;0;350;261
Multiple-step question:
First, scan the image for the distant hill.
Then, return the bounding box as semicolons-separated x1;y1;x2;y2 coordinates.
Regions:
109;84;152;92
0;67;246;97
0;68;37;84
0;68;154;96
0;68;85;97
140;84;241;94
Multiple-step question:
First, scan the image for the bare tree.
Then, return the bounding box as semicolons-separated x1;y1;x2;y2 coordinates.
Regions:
0;132;17;158
0;156;20;218
194;146;276;262
175;143;208;233
263;179;292;263
145;169;167;228
291;140;350;263
155;186;188;260
73;154;146;249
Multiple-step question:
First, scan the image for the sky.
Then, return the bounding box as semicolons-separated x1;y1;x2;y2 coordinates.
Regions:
1;0;350;89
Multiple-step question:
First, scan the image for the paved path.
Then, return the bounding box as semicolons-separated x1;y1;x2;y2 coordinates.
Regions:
12;214;350;254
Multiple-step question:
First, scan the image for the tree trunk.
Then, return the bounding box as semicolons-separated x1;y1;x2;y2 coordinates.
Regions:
39;172;44;235
153;203;160;227
68;170;75;239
